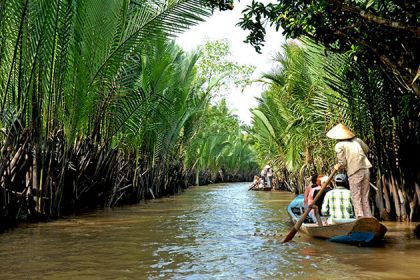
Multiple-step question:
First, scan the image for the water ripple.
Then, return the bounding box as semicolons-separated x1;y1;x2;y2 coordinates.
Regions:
0;183;419;279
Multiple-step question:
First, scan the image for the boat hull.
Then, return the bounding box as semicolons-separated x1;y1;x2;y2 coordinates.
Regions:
287;194;387;245
250;187;272;191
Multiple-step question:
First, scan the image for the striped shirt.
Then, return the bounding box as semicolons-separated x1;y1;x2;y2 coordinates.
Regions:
321;187;354;219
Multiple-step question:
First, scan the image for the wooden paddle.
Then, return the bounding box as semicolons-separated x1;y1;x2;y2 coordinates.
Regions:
282;165;340;243
248;177;262;191
248;184;256;191
248;182;259;191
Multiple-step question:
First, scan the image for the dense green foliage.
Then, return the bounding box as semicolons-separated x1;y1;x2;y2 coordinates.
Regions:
251;39;420;220
0;0;257;227
2;0;417;228
251;41;341;191
208;0;419;95
196;39;255;99
207;0;419;221
184;100;258;185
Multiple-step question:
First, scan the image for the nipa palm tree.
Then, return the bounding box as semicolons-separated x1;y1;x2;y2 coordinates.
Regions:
0;0;213;222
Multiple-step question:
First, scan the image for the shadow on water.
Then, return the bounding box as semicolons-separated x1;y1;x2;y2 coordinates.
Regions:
0;183;419;279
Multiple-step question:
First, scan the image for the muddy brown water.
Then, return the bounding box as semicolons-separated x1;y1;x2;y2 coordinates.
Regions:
0;183;419;279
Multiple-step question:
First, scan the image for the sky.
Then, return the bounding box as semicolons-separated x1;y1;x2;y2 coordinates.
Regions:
176;0;285;124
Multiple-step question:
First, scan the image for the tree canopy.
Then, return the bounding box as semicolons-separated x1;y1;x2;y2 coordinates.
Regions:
195;39;255;99
207;0;419;96
252;38;420;220
0;0;259;224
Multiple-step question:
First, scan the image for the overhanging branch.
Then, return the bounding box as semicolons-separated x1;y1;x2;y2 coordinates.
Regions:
329;0;420;36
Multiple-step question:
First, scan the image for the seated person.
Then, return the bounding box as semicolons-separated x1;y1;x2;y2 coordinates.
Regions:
250;175;259;189
304;174;318;209
313;177;333;215
307;175;327;221
321;174;355;224
258;177;265;188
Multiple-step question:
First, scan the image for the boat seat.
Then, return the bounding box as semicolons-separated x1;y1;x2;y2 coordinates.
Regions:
291;206;315;224
304;216;315;223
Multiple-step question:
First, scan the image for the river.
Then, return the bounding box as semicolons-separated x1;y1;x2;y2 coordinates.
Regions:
0;183;419;279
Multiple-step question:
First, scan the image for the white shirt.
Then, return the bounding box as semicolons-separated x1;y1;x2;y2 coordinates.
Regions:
335;137;372;176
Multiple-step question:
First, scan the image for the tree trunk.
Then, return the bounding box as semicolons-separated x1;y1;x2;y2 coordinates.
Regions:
409;192;418;222
375;176;385;218
32;146;40;214
390;176;401;221
195;169;200;186
398;188;407;221
382;175;392;214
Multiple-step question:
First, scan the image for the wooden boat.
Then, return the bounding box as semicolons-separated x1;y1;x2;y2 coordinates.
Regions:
249;185;272;191
287;194;387;245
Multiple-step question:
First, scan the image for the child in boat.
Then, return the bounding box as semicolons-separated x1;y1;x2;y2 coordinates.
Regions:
304;174;318;208
321;173;355;224
307;175;324;205
313;176;333;215
307;175;327;221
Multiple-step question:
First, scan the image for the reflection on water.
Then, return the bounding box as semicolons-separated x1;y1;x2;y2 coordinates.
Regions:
0;183;419;279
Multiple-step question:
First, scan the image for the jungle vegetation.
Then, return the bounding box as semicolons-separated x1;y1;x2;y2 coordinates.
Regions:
250;39;419;221
1;0;419;229
207;0;419;221
0;0;258;228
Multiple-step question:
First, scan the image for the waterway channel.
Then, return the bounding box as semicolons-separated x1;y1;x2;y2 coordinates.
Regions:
0;183;419;279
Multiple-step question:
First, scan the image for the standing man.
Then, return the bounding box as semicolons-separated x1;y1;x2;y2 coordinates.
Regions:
260;168;267;186
266;165;273;189
327;123;372;218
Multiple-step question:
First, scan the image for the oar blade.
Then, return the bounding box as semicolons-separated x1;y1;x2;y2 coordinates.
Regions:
282;227;298;243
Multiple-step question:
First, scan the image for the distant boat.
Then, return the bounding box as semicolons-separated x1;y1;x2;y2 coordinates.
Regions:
251;186;272;191
287;194;387;246
249;184;272;191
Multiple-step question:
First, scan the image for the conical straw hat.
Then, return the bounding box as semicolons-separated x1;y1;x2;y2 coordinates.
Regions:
326;123;355;140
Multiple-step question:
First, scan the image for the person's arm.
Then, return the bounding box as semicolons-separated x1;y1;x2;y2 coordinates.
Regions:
321;193;330;216
355;138;369;155
304;186;310;207
335;142;346;169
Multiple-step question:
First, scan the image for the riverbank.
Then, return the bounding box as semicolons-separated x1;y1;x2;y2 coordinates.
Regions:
0;183;418;279
0;140;254;232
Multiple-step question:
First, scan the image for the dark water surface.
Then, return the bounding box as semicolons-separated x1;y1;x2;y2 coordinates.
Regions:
0;183;419;279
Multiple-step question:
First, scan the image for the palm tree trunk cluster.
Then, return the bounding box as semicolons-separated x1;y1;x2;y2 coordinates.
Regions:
0;126;255;230
0;0;260;231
